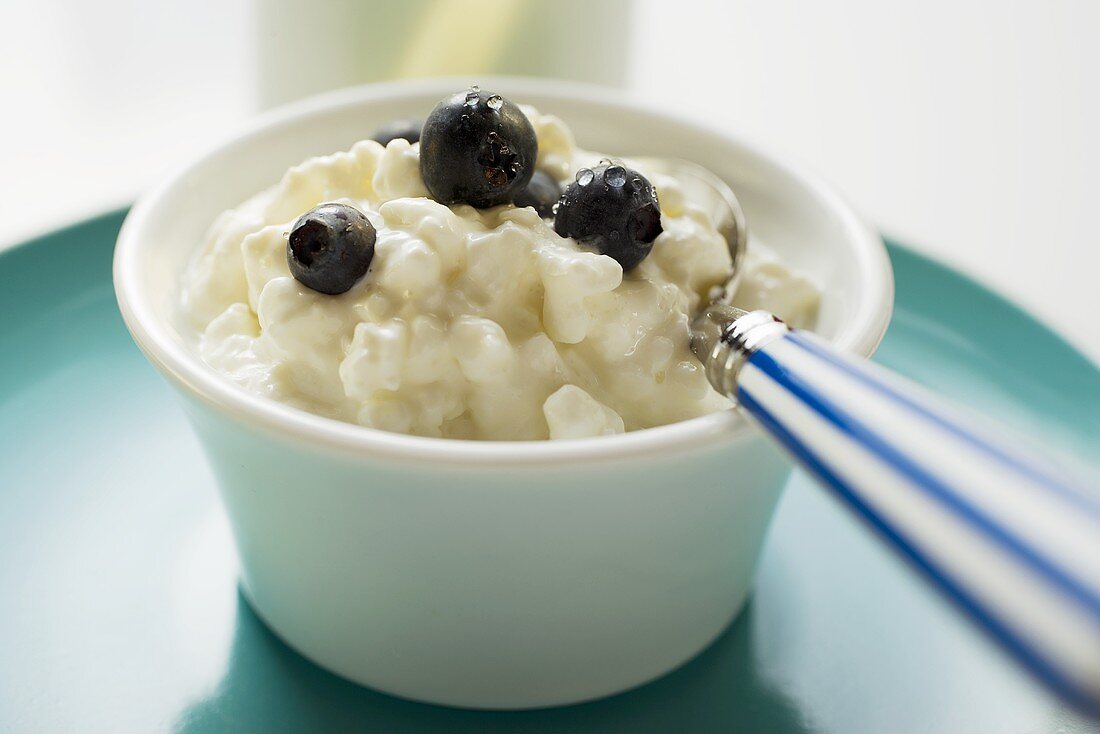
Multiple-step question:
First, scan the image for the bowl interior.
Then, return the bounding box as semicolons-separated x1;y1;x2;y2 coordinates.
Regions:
115;77;892;461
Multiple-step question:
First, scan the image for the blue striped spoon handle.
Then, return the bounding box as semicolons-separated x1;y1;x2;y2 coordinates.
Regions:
693;308;1100;711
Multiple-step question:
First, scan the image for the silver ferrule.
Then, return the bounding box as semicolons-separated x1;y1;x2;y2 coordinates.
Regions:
692;307;790;399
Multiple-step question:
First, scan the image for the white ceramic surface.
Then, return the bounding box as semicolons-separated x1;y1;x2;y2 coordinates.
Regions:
113;77;893;709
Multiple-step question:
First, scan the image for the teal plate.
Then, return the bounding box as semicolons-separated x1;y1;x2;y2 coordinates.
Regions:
1;211;1098;733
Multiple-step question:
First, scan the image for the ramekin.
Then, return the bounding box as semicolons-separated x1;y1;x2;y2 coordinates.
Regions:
114;77;893;709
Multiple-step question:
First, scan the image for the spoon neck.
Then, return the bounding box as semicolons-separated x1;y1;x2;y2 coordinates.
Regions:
705;310;790;398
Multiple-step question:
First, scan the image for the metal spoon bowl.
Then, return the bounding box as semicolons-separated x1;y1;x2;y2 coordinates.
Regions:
631;156;748;296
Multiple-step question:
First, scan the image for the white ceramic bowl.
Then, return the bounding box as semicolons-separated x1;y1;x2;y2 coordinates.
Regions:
113;77;893;710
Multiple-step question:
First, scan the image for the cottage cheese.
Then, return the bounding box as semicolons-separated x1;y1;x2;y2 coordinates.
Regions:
179;107;819;440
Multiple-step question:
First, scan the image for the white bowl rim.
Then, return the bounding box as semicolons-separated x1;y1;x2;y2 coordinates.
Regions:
114;76;894;468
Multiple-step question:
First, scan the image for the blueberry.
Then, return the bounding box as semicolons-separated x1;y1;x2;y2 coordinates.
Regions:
553;162;663;271
370;119;422;146
513;170;561;218
419;87;537;208
287;203;376;295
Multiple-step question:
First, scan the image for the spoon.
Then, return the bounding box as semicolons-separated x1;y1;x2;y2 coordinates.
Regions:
651;157;1100;713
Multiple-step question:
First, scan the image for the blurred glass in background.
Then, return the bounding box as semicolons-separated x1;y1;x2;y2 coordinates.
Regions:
257;0;631;107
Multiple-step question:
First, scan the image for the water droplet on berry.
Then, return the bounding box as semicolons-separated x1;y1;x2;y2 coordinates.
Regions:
599;157;614;167
576;168;594;186
552;202;560;214
606;166;627;187
486;94;503;110
630;177;644;191
465;88;480;106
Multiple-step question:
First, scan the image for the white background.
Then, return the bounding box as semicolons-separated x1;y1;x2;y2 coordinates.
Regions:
1;0;1097;359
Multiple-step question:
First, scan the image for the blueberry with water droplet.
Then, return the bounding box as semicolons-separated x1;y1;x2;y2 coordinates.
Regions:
370;119;422;146
513;170;561;218
419;87;537;208
287;203;376;295
554;162;662;271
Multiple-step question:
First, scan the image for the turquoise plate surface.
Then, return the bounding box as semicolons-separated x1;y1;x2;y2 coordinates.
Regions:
1;211;1097;732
